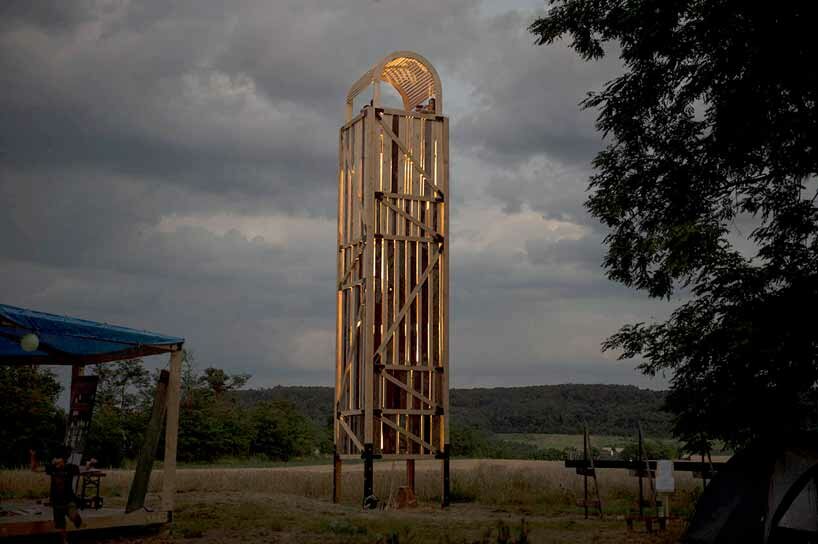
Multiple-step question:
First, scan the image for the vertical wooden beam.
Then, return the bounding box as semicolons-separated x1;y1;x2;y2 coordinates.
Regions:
161;349;183;513
127;370;169;513
440;116;451;508
406;459;416;493
333;452;342;503
362;106;377;505
583;424;589;519
335;128;345;460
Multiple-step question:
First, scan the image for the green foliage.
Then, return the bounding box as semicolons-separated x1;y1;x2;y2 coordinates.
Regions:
531;2;818;449
85;359;152;467
619;439;678;461
0;366;63;467
450;423;566;461
249;401;313;461
451;384;671;437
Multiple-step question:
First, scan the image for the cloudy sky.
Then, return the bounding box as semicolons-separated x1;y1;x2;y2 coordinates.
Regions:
1;0;672;390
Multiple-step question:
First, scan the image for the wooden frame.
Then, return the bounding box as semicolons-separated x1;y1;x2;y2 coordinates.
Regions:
0;349;183;538
334;51;450;507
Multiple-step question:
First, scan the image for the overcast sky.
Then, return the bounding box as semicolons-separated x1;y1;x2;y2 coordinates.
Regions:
1;0;673;390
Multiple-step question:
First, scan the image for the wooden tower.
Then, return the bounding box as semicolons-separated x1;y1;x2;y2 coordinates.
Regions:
334;51;450;507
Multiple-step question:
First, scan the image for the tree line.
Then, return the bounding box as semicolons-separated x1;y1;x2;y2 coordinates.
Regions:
0;353;330;469
1;357;673;468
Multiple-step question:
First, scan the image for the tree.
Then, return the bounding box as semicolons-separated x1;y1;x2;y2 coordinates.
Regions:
531;2;818;450
86;359;153;467
0;366;63;467
249;401;314;461
176;353;253;462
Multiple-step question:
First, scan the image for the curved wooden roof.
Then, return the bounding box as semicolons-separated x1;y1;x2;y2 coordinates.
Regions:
346;51;442;116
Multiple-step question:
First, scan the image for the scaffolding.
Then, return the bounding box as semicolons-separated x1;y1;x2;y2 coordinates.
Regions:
333;51;450;506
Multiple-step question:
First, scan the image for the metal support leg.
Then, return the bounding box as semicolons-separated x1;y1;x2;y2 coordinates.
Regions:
363;444;374;507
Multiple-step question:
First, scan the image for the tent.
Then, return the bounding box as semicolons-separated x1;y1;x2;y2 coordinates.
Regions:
685;434;818;544
0;303;185;538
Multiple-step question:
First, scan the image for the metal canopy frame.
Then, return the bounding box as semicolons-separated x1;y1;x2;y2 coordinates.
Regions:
0;304;184;537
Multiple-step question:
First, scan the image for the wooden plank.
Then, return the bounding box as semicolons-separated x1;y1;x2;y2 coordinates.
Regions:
126;370;169;513
382;364;435;371
440;115;450;446
381;106;440;120
382;409;436;415
374;245;440;361
379;198;441;238
336;126;346;451
0;510;170;538
341;111;366;131
380;234;436;243
161;350;183;512
363;107;376;446
339;417;365;452
381;192;440;203
381;415;435;452
339;280;364;291
382;371;437;408
376;116;443;199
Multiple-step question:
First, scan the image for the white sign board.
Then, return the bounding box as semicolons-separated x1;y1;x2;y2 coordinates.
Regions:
655;459;675;493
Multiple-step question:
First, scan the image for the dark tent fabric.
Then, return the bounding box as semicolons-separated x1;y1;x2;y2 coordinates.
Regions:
685;434;818;544
0;304;183;365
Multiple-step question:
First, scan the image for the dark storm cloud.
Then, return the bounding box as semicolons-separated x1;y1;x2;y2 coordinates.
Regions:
0;0;667;389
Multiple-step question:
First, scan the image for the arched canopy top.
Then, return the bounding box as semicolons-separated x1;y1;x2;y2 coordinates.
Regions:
346;51;442;118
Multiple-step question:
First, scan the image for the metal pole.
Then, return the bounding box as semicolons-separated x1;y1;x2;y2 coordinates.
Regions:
363;444;374;507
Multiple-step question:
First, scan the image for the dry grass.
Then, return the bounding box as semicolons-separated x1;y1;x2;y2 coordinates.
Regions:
2;461;698;543
1;459;701;515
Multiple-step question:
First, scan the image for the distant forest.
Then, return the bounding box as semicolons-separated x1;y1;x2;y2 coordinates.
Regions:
2;360;674;468
236;383;672;437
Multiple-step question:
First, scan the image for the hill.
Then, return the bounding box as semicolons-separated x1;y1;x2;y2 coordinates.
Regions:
235;383;672;437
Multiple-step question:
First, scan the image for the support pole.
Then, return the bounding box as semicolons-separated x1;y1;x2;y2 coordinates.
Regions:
161;349;183;513
637;423;644;519
441;445;450;507
406;459;415;494
126;370;169;513
363;444;375;507
333;451;342;503
583;425;589;519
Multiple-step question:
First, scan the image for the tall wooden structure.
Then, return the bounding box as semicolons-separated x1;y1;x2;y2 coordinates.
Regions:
333;51;450;506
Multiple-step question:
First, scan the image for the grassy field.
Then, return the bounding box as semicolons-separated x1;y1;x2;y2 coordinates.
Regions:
1;460;698;543
495;433;652;451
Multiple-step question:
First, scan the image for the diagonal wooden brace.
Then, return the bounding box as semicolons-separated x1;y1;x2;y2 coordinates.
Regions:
373;245;441;361
376;116;444;199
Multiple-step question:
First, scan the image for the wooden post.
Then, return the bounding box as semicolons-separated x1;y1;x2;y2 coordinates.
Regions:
161;349;183;513
583;425;589;519
440;115;451;509
361;105;377;508
637;424;644;518
333;451;342;503
406;459;415;493
126;370;169;513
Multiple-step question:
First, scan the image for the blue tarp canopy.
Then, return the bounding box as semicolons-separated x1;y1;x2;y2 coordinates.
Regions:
0;304;184;365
